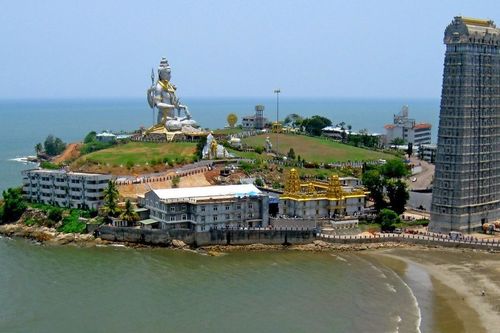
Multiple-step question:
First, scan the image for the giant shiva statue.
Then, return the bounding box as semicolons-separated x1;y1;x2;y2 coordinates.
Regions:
146;57;199;136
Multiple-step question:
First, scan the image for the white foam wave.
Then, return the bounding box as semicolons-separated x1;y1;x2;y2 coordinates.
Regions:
336;255;348;262
8;156;38;164
385;283;397;293
394;272;422;333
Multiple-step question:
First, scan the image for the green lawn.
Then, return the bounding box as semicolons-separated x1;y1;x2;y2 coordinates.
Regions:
212;128;244;135
227;148;271;160
77;142;197;166
242;134;395;163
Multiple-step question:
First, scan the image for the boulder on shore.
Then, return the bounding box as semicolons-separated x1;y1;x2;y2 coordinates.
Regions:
171;239;187;248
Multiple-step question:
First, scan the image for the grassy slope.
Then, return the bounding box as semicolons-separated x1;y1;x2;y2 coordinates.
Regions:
242;134;395;162
75;142;197;166
212;128;244;135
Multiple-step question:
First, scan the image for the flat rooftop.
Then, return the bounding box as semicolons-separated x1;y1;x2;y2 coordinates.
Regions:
152;184;262;201
23;168;110;177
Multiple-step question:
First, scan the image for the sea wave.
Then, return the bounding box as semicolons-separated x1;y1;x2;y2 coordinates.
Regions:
8;156;38;164
391;270;422;333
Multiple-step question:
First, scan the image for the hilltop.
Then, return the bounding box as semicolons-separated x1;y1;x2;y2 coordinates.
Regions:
69;141;197;175
240;133;395;163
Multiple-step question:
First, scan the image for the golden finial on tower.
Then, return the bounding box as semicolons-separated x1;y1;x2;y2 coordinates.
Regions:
284;168;301;194
327;174;344;199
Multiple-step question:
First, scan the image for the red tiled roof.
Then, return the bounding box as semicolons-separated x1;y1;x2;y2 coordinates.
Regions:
384;124;396;129
414;123;432;129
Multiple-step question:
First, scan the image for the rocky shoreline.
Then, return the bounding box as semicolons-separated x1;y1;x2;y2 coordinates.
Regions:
0;223;105;247
0;221;422;254
3;219;498;256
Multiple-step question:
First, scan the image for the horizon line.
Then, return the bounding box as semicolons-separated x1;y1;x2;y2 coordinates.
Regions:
0;95;441;101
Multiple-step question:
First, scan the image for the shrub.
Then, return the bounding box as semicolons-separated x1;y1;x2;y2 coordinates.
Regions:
239;162;256;174
40;161;61;170
254;146;264;154
254;178;264;187
376;208;401;231
24;218;36;226
172;175;181;188
57;211;86;233
80;141;113;155
48;207;63;222
125;160;134;169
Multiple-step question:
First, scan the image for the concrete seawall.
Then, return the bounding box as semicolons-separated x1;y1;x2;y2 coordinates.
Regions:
97;226;500;251
98;226;316;247
318;234;500;251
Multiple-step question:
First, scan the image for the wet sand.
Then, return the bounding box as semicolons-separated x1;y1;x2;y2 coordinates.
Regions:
369;248;500;332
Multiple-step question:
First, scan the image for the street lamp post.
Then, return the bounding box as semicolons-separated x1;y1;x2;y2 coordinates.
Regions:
274;89;280;155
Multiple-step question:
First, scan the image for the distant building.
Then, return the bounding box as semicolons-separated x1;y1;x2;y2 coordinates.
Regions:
140;184;269;231
242;105;267;130
321;126;353;140
384;105;432;145
279;169;367;219
22;169;111;210
96;131;116;143
430;17;500;232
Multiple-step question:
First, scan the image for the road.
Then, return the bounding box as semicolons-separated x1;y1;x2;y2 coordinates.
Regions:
408;156;434;190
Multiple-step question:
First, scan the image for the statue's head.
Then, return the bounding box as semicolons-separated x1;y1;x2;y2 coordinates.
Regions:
158;57;171;81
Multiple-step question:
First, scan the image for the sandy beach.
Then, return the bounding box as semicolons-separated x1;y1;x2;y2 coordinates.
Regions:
369;248;500;332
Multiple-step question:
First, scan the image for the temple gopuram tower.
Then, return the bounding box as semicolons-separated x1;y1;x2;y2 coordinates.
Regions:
430;17;500;232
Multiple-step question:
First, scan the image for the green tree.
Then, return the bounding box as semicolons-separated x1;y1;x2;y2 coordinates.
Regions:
284;113;303;128
301;115;332;136
406;142;413;158
377;208;401;231
382;159;410;178
362;169;386;211
1;188;27;223
35;143;43;155
43;135;66;156
386;179;409;214
84;131;97;144
362;159;410;213
120;199;139;223
390;137;405;145
102;181;120;217
287;148;296;160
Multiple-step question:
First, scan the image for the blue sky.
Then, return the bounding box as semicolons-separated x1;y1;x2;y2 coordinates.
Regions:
1;0;498;99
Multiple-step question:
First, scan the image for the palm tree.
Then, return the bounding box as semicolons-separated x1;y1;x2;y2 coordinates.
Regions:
102;180;120;217
120;199;139;223
34;143;43;156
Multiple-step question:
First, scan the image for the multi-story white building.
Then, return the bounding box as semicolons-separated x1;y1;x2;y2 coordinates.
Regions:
22;169;112;210
242;105;267;130
384;105;432;145
140;184;269;231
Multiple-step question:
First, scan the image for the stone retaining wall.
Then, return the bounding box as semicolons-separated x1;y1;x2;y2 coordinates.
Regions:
97;226;315;247
97;226;500;250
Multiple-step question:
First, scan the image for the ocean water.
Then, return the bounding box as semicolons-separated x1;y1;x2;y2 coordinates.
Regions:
0;237;429;333
0;97;439;195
